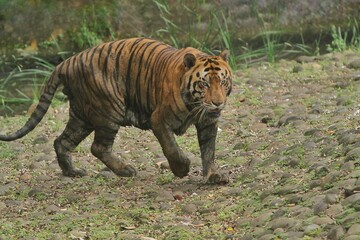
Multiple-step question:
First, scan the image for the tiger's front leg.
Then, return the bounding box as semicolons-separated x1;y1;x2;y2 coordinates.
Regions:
196;122;229;184
151;111;190;178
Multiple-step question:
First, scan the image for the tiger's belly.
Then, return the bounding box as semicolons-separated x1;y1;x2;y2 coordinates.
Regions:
123;109;152;130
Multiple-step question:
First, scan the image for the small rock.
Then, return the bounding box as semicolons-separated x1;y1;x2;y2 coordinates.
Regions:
98;170;116;179
173;191;184;200
312;216;334;226
271;209;286;220
342;193;360;207
347;223;360;235
155;190;174;202
45;204;61;214
28;188;43;197
296;55;315;63
334;81;350;89
20;173;32;182
258;234;277;240
315;165;330;177
345;147;360;162
182;203;197;214
233;142;246;150
338;133;359;146
313;199;328;215
347;59;360;69
325;194;339;204
292;65;304;73
344;236;360;240
341;161;355;171
0;201;6;211
304;224;320;236
269;217;297;230
277;115;303;127
327;225;345;240
69;230;88;239
304;128;322;136
326;204;343;217
342;212;360;229
33;134;49;145
352;72;360;81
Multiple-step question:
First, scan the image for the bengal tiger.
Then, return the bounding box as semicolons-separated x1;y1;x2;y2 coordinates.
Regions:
0;38;232;184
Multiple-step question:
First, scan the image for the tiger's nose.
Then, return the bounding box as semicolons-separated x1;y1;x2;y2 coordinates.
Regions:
211;101;223;107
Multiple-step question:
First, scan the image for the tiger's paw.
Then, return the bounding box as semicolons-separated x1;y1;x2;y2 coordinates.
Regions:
63;168;87;177
206;172;229;185
113;165;137;177
170;159;190;178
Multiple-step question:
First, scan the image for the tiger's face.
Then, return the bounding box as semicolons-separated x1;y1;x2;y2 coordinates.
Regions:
181;50;232;120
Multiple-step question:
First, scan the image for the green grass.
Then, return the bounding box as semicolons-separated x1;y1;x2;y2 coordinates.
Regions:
0;56;58;113
327;19;360;52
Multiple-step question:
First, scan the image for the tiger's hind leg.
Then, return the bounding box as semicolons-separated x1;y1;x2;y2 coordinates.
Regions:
91;126;137;177
54;113;93;177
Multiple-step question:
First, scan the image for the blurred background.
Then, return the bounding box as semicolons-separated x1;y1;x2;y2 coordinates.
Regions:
0;0;359;115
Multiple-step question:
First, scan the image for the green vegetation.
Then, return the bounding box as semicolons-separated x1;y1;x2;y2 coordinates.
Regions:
327;19;360;52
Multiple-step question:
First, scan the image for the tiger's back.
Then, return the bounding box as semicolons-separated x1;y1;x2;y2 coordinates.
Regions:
58;38;203;130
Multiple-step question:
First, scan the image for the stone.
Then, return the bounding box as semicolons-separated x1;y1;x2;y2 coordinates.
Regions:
338;133;359;146
345;147;360;162
269;217;297;230
347;224;360;235
292;65;304;73
258;234;277;240
155;190;174;202
344;236;360;240
304;224;320;236
33;134;49;145
326;204;343;217
45;204;61;214
313;199;328;215
296;56;315;63
182;203;197;214
312;216;334;226
327;225;345;240
325;194;339;204
342;193;360;207
347;59;360;69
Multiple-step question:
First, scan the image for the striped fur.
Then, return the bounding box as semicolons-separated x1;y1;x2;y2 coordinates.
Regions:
0;38;232;183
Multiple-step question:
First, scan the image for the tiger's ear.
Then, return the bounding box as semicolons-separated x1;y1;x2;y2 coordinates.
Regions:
219;49;230;62
184;53;196;70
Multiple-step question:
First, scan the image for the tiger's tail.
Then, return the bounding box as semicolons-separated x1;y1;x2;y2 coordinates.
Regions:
0;71;62;141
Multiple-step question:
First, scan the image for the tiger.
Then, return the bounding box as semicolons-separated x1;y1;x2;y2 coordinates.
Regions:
0;38;232;184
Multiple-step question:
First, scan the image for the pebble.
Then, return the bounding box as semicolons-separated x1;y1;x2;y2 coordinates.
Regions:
182;203;197;214
313;199;328;215
345;147;360;162
347;59;360;69
312;216;334;226
344;236;360;240
269;217;297;230
342;193;360;207
304;224;320;236
327;225;345;240
155;190;174;202
347;224;360;235
0;201;6;211
45;204;61;214
296;56;315;63
325;194;339;204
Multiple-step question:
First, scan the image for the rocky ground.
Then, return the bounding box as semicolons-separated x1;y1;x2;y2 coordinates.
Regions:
0;51;360;240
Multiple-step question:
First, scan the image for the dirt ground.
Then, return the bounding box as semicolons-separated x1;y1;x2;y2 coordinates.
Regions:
1;51;360;239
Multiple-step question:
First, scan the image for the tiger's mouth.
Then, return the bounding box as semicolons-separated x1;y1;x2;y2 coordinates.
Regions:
207;108;222;118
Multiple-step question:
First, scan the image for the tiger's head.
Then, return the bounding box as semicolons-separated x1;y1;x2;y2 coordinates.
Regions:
181;50;232;120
